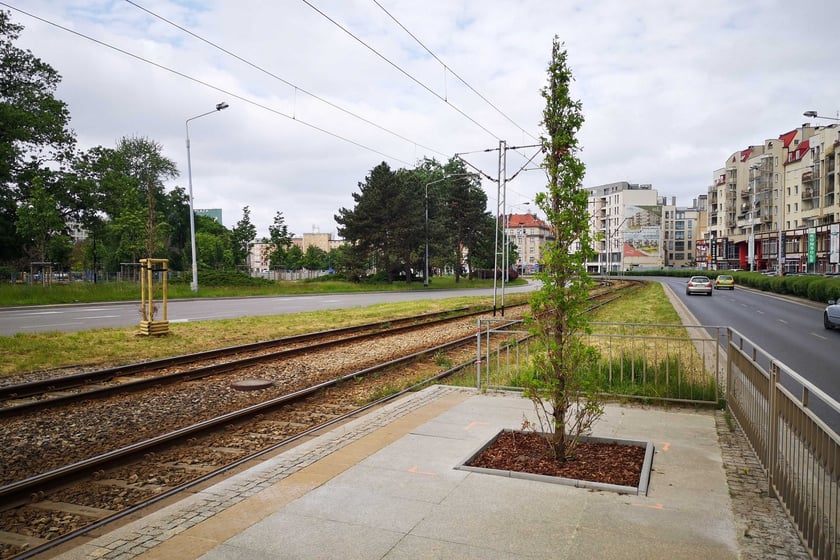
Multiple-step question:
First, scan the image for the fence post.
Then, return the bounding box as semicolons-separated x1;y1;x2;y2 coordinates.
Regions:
476;319;482;390
767;361;779;499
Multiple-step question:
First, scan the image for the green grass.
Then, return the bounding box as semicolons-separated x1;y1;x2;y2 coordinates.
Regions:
0;292;531;376
0;276;524;307
447;281;719;402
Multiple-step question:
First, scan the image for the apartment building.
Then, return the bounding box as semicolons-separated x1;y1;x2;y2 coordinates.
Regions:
662;197;705;269
708;122;840;273
587;182;665;272
504;213;553;274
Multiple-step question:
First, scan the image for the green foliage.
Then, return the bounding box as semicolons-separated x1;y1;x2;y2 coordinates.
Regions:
523;37;603;461
191;269;272;287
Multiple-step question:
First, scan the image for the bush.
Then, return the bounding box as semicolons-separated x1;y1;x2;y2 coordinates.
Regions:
193;270;273;287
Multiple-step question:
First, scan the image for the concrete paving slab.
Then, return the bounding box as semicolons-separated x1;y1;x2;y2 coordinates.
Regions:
202;513;403;560
48;386;770;560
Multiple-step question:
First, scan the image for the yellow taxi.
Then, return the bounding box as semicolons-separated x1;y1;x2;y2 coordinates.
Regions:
714;274;735;290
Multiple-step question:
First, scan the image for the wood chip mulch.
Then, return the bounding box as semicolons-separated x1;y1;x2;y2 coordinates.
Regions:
466;431;645;487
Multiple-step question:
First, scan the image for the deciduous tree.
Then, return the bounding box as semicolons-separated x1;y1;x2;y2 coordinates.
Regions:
524;38;602;461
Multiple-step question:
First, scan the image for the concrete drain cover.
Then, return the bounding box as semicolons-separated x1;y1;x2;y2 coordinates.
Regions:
230;379;274;391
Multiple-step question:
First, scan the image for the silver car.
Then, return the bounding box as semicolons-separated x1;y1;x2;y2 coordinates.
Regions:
825;300;840;330
686;275;713;296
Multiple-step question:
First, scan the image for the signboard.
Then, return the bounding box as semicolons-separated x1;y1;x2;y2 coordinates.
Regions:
831;224;839;265
808;228;817;265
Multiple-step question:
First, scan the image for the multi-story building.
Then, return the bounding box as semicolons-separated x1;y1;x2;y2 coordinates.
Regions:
587;182;665;273
662;197;704;269
707;122;840;273
503;213;553;274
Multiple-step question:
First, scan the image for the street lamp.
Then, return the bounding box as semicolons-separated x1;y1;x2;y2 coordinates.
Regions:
185;102;229;293
804;110;840;122
424;174;469;287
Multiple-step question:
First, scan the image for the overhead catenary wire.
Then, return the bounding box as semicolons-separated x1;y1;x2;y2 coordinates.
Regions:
300;0;505;143
124;0;451;161
1;3;414;166
372;0;539;142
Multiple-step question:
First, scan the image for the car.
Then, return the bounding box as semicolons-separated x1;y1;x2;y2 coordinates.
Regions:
825;300;840;330
714;274;735;290
686;275;713;296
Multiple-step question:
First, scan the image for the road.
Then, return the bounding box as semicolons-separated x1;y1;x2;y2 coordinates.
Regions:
0;283;537;337
657;276;840;429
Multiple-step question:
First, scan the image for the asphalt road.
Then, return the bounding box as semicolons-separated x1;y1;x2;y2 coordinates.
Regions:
657;275;840;429
0;283;538;337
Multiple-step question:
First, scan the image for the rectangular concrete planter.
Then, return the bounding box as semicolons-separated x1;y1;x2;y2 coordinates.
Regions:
456;429;655;496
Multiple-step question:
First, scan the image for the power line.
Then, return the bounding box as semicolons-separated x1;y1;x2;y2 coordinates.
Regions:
371;0;539;142
1;3;413;166
300;0;505;142
124;0;451;161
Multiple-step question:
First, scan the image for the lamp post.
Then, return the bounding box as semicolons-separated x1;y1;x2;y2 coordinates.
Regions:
804;110;840;122
185;102;229;293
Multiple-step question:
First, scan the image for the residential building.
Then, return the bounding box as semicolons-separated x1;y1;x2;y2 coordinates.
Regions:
707;122;840;273
587;182;665;273
662;197;704;269
503;213;553;274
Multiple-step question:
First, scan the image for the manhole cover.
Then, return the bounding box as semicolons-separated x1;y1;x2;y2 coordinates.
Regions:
230;379;274;391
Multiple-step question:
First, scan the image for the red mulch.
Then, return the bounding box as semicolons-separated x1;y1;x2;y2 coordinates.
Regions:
466;431;645;487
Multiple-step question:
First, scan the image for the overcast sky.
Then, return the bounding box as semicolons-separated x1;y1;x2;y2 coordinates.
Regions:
6;1;840;238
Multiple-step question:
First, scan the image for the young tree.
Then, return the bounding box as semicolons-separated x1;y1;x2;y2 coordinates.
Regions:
267;211;293;269
524;38;602;461
231;206;257;270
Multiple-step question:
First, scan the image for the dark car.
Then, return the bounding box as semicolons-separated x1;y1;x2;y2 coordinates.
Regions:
825;300;840;330
686;275;713;296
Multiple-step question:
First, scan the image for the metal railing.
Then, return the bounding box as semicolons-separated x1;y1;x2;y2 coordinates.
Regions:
728;329;840;560
477;319;840;559
475;319;723;405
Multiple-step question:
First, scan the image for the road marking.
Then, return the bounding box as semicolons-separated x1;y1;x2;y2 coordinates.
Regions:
78;315;120;319
170;319;189;323
17;311;63;316
20;322;80;329
778;319;788;325
812;333;827;340
408;466;437;476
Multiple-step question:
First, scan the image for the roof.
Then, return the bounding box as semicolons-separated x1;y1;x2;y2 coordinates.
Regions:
779;129;798;148
505;213;550;228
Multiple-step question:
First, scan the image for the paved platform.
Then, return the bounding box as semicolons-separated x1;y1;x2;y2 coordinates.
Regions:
50;386;790;559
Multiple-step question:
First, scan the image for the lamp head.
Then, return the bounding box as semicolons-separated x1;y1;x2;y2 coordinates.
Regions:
216;102;229;111
803;110;818;118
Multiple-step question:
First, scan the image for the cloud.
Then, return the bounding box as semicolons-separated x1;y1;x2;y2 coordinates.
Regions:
9;0;840;238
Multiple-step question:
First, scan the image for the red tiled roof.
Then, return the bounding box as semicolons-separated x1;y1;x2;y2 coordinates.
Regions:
740;148;753;162
779;130;798;148
785;139;810;164
506;213;549;228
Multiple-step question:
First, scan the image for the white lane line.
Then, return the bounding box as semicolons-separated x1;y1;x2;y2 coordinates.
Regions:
812;333;827;340
15;311;63;316
778;319;789;325
77;315;120;319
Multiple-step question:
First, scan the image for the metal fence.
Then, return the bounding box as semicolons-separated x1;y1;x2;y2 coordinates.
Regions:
727;329;840;560
477;318;840;559
475;319;724;405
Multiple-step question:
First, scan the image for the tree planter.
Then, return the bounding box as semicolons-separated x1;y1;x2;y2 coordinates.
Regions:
456;429;655;496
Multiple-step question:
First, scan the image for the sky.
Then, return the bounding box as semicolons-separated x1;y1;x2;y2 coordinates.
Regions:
5;1;840;239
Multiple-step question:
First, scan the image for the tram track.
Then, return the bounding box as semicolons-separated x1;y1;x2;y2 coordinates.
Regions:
0;281;638;559
0;306;490;416
0;318;520;560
